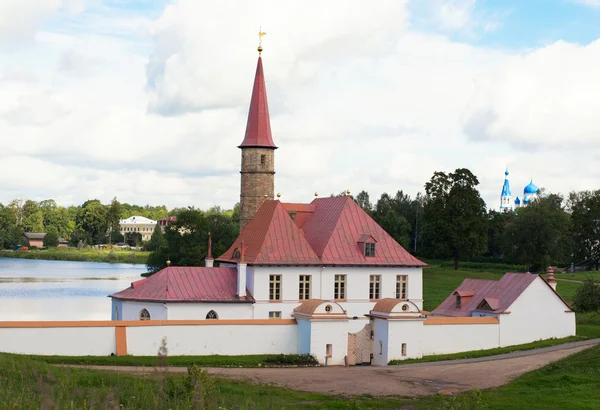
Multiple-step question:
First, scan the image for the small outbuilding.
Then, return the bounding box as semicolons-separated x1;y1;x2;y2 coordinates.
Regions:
22;232;46;248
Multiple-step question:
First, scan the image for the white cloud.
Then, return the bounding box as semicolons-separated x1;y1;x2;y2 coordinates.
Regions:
0;0;598;213
574;0;600;7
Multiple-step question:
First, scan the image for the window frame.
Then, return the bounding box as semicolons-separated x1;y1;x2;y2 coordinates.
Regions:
369;275;381;300
139;308;151;321
395;275;408;300
456;295;462;308
205;310;218;320
269;274;282;301
298;275;311;300
364;242;376;257
334;274;346;300
268;311;282;319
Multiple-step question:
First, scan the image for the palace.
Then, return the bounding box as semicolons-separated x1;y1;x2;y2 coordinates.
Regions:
106;42;575;366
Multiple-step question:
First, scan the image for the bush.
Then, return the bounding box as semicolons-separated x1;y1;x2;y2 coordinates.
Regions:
574;279;600;313
263;353;318;366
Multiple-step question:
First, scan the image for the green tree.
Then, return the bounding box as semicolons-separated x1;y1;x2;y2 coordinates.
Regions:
373;193;411;248
0;203;22;249
106;197;122;244
501;194;571;271
355;190;373;215
44;226;59;248
568;190;600;270
146;223;166;252
421;168;488;269
77;200;108;245
22;200;44;232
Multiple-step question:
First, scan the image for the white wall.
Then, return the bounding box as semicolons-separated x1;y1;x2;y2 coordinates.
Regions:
126;324;297;356
499;277;576;346
120;300;168;320
372;318;389;366
0;327;116;355
166;303;254;320
387;320;424;361
421;323;499;355
252;266;423;319
307;320;349;365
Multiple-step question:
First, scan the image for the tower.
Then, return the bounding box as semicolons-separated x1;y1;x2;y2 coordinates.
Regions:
239;32;277;231
500;168;512;212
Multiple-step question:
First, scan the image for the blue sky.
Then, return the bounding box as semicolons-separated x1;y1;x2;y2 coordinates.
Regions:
410;0;600;48
1;0;599;209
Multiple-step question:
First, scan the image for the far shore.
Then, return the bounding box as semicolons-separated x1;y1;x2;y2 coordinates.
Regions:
0;248;149;265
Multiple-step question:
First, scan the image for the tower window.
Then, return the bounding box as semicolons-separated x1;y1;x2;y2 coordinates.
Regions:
206;310;218;320
139;309;151;320
260;154;266;166
365;243;376;257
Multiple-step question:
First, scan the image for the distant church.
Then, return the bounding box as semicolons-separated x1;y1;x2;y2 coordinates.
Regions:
500;168;539;212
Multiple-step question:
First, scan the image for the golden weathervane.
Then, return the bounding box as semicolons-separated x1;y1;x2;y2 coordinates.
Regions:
258;27;266;54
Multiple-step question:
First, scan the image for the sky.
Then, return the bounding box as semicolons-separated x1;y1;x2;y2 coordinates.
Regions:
0;0;599;211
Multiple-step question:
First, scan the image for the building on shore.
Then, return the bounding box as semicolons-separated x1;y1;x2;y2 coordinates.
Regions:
119;216;157;241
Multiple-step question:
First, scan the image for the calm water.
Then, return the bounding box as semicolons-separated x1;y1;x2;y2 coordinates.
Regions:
0;258;146;321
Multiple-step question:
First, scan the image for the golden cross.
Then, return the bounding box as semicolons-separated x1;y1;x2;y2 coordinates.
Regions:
258;27;266;48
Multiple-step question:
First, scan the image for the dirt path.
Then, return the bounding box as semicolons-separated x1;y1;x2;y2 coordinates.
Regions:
61;342;598;397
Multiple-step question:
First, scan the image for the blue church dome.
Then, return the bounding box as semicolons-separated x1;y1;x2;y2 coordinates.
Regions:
523;197;530;205
514;197;521;205
524;180;539;195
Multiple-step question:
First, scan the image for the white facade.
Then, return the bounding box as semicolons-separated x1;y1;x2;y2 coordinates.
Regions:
119;216;158;241
114;265;423;321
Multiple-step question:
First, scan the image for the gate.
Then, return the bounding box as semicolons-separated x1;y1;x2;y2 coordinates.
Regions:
347;323;373;365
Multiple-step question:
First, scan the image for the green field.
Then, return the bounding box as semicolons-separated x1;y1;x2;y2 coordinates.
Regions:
2;344;600;409
0;248;149;265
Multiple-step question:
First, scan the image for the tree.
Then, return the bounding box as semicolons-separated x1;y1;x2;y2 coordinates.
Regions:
373;193;411;248
501;194;571;271
125;232;143;247
573;279;600;313
421;169;487;269
355;191;373;215
107;197;122;244
22;200;44;232
146;223;166;252
44;226;59;248
0;203;22;249
77;200;108;245
568;190;600;270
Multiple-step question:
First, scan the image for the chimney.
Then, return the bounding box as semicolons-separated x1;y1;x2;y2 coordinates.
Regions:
546;266;557;291
237;240;247;298
205;232;214;267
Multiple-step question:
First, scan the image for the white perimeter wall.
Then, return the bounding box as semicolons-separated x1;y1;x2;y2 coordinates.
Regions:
166;303;254;320
421;323;499;355
499;278;576;346
252;266;423;320
306;320;349;365
127;324;297;356
0;327;116;356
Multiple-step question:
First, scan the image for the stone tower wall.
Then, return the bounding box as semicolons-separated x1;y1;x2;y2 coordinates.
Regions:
240;147;275;230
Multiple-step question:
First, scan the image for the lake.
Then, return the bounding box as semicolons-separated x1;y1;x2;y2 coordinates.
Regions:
0;258;146;321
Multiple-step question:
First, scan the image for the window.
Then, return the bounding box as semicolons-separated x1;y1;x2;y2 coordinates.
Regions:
233;248;241;259
325;304;332;312
369;275;381;300
269;275;282;301
326;344;332;358
401;343;407;356
396;275;408;299
365;242;376;257
334;274;346;300
299;275;311;300
269;311;281;319
206;310;218;320
456;295;462;308
139;308;151;320
260;154;266;166
288;212;297;222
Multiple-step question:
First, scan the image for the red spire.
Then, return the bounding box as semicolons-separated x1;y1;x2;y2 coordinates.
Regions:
239;56;277;149
207;231;213;260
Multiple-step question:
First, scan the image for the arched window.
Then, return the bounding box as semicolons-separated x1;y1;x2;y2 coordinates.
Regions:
206;310;218;320
233;248;241;259
139;308;151;320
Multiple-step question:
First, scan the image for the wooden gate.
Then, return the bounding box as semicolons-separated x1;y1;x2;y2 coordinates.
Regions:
347;323;373;365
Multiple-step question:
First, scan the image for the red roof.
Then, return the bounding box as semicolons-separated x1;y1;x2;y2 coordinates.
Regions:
432;273;569;317
109;267;253;303
218;196;426;267
238;56;277;149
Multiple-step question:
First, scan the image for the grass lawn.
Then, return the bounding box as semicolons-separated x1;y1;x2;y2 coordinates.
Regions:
555;270;600;282
2;345;600;409
15;353;318;368
0;248;149;265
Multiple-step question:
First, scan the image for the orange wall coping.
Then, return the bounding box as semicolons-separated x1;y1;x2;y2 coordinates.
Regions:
0;319;297;328
424;317;499;325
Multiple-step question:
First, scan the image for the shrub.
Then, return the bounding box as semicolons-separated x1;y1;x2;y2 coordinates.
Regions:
263;353;318;366
574;279;600;313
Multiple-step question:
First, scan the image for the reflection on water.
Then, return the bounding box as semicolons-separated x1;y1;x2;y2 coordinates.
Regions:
0;258;146;321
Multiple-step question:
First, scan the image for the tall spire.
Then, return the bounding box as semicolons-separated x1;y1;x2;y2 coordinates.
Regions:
238;33;277;149
500;168;512;212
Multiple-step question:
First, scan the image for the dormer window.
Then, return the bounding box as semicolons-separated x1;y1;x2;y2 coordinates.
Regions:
233;248;241;259
288;212;297;222
358;234;377;257
365;242;375;257
456;295;462;308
